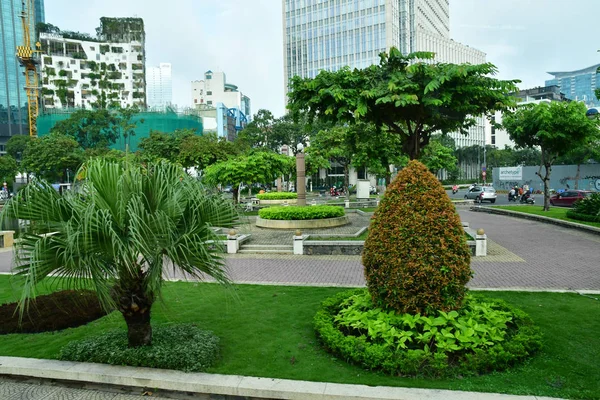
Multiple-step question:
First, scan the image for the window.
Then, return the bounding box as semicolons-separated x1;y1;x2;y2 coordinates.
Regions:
206;74;212;79
70;60;76;64
207;91;212;95
194;99;197;104
207;100;213;105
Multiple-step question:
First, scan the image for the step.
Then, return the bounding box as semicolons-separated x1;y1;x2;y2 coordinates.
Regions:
237;249;293;254
241;244;293;249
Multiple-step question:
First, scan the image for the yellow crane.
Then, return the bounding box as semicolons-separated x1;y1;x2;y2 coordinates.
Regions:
15;0;41;137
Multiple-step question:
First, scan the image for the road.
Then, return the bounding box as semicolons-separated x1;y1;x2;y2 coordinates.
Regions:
446;189;547;206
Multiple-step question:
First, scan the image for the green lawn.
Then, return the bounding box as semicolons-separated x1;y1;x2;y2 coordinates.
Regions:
495;206;600;228
0;277;598;399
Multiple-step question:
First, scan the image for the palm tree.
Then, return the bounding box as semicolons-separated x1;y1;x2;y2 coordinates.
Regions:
1;159;238;347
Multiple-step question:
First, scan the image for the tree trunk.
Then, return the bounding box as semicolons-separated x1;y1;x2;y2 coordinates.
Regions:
536;155;552;211
575;164;581;190
344;163;350;201
232;188;239;204
115;268;154;347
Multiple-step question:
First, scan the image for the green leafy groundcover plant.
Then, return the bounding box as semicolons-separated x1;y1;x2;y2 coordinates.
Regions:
259;205;344;220
567;193;600;223
314;289;542;377
59;324;219;372
256;192;298;200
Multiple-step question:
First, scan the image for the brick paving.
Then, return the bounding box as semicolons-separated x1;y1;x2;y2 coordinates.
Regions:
1;209;599;290
0;378;166;399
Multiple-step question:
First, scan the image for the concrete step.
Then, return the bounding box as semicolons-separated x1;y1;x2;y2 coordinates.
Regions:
238;249;293;254
242;244;293;249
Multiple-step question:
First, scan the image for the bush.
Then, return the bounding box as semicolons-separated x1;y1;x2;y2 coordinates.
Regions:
314;289;542;377
566;210;600;223
256;192;298;200
363;160;472;315
59;324;220;372
259;205;344;220
569;192;600;218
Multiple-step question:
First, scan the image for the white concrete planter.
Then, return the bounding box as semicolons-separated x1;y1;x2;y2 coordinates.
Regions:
258;199;298;205
256;215;350;229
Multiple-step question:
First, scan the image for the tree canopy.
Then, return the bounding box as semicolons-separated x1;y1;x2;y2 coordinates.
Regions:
503;101;598;210
22;134;85;183
288;48;519;160
50;109;120;149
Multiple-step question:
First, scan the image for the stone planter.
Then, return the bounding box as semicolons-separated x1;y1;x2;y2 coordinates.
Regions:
255;215;350;229
258;199;298;205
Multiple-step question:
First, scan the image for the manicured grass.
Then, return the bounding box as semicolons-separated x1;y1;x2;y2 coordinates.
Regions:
495;206;600;228
0;276;598;399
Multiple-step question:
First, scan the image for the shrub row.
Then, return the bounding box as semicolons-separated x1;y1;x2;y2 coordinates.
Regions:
569;192;600;219
314;289;542;377
59;324;220;372
259;205;344;220
566;210;600;223
256;192;298;200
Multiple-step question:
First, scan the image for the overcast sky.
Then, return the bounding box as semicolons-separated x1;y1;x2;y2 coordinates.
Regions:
45;0;599;118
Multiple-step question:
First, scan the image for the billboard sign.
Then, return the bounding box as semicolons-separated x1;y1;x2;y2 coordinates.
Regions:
499;167;522;181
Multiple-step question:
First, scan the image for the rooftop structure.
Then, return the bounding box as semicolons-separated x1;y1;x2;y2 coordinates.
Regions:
545;64;600;107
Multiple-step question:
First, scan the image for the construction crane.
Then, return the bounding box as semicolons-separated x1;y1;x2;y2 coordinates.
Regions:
15;0;41;137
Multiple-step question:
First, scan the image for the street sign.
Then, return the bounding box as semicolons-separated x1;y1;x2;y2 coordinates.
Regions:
482;166;487;172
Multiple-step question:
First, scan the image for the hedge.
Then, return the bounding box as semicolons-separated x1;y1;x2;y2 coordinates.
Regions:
259;205;344;220
566;210;600;223
256;192;298;200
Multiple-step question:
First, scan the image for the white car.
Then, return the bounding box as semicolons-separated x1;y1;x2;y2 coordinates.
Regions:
465;186;497;203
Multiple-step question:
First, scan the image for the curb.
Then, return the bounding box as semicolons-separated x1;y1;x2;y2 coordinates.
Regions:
0;357;565;400
470;206;600;236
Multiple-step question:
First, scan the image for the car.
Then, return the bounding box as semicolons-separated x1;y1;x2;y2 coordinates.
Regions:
465;186;497;203
549;190;592;207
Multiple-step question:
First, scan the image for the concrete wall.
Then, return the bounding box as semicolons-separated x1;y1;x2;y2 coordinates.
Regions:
492;164;600;192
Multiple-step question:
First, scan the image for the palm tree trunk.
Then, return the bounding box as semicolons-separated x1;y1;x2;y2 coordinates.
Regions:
116;268;154;347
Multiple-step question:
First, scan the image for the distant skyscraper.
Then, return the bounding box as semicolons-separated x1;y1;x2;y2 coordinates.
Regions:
147;63;172;110
282;0;486;149
546;64;600;107
0;0;45;140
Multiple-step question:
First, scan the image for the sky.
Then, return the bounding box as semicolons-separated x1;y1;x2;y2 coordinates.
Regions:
45;0;600;118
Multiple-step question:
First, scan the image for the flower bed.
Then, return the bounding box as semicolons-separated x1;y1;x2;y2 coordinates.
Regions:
314;289;542;377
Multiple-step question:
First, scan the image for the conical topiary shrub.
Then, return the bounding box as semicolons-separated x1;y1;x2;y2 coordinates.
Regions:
363;160;472;315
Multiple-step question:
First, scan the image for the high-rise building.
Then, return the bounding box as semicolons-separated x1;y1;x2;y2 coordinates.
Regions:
39;17;146;110
545;64;600;107
0;0;45;141
147;63;172;110
191;71;251;140
282;0;486;150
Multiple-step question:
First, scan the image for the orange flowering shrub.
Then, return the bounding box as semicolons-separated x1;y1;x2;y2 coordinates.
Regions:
363;160;472;315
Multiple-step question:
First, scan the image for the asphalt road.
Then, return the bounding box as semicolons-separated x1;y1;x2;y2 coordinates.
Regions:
446;189;546;206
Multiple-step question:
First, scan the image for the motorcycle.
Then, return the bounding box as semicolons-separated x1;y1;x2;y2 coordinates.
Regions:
508;192;518;202
520;193;535;204
452;187;458;195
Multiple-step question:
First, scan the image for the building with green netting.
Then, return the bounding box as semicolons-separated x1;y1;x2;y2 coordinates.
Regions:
37;109;203;151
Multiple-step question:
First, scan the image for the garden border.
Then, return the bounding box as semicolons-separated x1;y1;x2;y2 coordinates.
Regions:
256;215;350;229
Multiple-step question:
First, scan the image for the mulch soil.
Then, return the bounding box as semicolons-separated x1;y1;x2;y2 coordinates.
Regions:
0;290;109;334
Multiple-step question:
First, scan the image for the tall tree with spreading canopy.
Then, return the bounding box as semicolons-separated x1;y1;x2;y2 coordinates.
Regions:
50;109;120;149
203;151;295;203
1;159;238;347
21;134;86;183
503;101;599;210
287;48;519;160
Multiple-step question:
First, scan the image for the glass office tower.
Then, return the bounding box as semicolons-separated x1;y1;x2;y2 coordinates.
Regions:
546;64;600;108
0;0;45;139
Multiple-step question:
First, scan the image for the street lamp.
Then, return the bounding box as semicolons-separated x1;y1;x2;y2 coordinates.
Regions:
296;143;306;206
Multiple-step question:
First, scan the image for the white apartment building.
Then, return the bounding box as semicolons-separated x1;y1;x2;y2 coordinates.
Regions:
283;0;486;149
191;71;251;117
146;63;172;110
39;19;146;110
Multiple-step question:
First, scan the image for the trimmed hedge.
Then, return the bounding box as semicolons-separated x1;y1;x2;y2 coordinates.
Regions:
259;205;344;220
567;192;600;222
59;324;219;372
256;192;298;200
566;210;600;223
314;289;542;377
363;160;472;315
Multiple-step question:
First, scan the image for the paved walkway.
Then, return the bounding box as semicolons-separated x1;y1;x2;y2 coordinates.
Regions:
1;209;599;290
